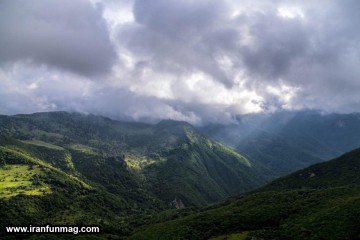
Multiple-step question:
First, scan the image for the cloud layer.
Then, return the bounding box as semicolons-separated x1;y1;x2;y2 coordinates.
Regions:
1;0;360;124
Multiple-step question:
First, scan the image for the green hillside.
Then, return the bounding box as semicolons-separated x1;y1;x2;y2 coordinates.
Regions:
0;139;158;239
0;112;269;238
129;148;360;240
143;129;267;205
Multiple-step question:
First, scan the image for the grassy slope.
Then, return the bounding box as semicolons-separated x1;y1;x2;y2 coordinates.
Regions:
0;164;51;198
0;140;162;239
128;148;360;240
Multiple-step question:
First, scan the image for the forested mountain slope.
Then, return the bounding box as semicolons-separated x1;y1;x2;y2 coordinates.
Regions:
129;148;360;240
0;112;269;238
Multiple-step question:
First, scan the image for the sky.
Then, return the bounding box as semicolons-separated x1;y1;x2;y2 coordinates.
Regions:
1;0;360;125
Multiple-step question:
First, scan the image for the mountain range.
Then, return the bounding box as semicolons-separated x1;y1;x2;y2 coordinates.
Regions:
1;111;360;239
0;111;268;239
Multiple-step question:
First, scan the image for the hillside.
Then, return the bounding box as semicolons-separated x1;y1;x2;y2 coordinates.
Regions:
129;148;360;240
202;110;360;177
264;147;360;190
0;112;269;238
0;137;162;239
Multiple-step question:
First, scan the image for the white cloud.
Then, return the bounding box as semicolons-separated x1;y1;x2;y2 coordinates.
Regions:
277;6;305;19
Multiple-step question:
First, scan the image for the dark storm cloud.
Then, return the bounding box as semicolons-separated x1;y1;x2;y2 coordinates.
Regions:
2;0;360;124
234;0;360;87
120;0;234;87
238;13;309;80
0;0;116;76
133;0;224;41
271;0;360;111
124;0;360;95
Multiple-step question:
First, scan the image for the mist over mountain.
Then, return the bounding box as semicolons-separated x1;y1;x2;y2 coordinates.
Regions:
202;110;360;177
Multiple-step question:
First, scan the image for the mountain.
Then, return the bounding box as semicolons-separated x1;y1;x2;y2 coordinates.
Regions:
129;148;360;240
202;110;360;177
0;112;269;238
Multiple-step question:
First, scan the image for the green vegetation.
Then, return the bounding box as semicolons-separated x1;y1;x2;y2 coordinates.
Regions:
264;147;360;191
0;112;269;239
0;139;157;239
22;140;64;150
0;145;91;189
128;148;360;240
129;187;360;240
68;143;96;154
1;111;359;240
210;232;248;240
124;154;157;171
0;113;268;206
0;164;51;198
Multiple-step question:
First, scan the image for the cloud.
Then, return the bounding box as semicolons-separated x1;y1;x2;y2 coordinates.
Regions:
0;0;116;76
119;0;234;87
0;61;261;125
133;0;226;41
238;12;309;80
1;0;360;124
